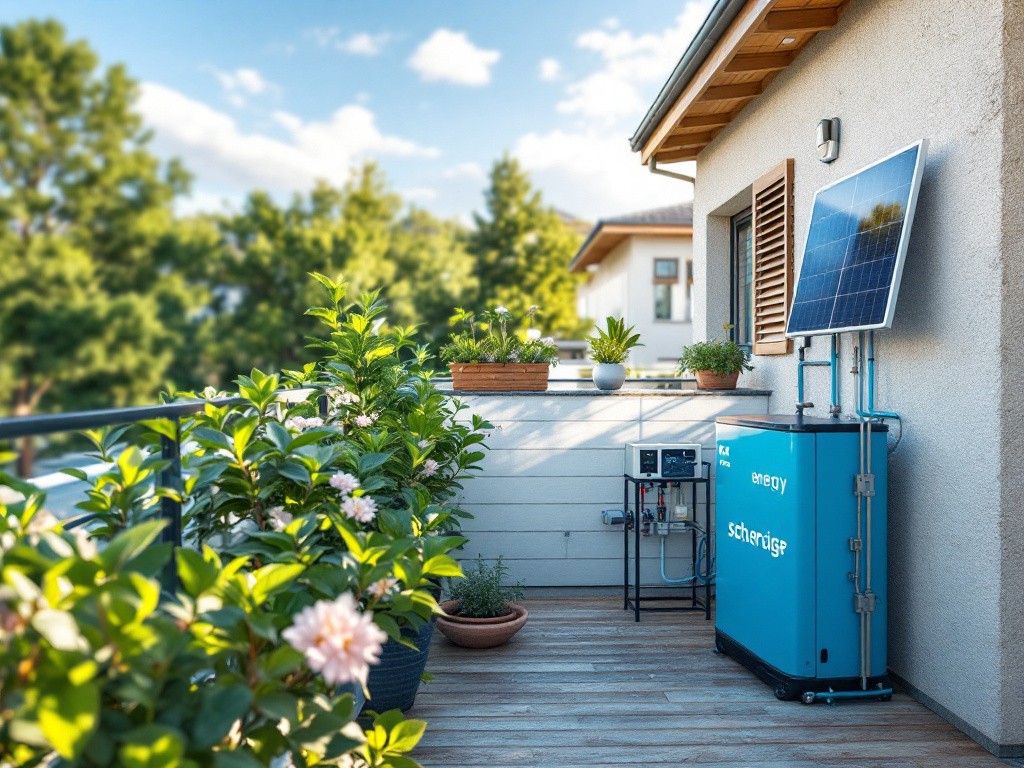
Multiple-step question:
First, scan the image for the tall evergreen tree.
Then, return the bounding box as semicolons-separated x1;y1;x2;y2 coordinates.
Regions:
0;19;187;474
468;156;586;336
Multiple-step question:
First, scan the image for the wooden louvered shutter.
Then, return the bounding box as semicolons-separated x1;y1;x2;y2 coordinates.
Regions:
751;159;794;355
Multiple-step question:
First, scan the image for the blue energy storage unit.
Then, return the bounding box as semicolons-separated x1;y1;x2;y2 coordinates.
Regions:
714;415;889;700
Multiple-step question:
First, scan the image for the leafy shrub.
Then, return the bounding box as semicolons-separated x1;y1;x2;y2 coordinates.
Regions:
448;556;524;619
587;316;643;365
677;339;754;376
440;306;558;365
0;273;496;766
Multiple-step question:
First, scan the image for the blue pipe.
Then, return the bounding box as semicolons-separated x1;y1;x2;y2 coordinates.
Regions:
797;360;830;405
796;333;839;416
803;688;894;704
856;331;901;421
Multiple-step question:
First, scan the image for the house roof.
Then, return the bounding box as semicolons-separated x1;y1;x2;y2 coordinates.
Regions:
631;0;851;166
569;203;693;273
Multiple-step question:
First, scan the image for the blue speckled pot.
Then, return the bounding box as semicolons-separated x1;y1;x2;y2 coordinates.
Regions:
364;618;435;713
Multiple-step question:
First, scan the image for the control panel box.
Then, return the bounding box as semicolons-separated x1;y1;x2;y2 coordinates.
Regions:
624;442;702;480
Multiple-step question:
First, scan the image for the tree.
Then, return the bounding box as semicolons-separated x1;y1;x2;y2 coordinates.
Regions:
468;156;586;336
0;19;186;474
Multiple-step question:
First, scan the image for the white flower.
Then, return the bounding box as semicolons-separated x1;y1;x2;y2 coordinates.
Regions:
354;414;374;428
417;459;439;479
267;506;293;532
282;593;387;686
330;387;359;407
329;472;360;495
286;416;324;431
368;577;399;600
541;337;555;346
342;495;377;524
494;305;510;316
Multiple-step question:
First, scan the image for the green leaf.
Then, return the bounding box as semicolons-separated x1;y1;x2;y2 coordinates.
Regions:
31;609;88;652
251;562;305;604
140;418;179;441
213;750;266;768
358;452;392;475
176;547;220;597
276;461;312;486
192;685;253;748
385;719;427;753
119;725;185;768
265;421;291;451
38;682;99;759
100;520;167;573
193;428;233;452
60;467;90;482
423;554;463;578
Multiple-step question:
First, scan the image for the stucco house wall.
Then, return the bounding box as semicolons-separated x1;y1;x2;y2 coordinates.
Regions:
578;235;694;370
687;0;1020;753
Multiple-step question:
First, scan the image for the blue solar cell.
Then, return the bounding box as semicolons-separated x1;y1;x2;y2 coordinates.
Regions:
786;142;927;336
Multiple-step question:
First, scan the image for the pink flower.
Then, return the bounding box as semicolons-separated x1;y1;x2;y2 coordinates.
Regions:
342;495;377;524
329;472;360;495
282;593;387;686
368;577;399;600
267;506;293;531
418;459;439;479
286;416;324;431
354;414;373;428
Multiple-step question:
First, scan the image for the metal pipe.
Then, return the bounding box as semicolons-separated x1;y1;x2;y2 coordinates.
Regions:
855;333;867;689
830;334;841;417
648;159;695;184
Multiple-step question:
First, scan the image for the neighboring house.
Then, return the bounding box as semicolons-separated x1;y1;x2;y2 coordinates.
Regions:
569;204;694;370
630;0;1023;758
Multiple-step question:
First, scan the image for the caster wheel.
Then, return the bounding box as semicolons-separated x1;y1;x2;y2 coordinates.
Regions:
774;686;788;701
801;692;816;705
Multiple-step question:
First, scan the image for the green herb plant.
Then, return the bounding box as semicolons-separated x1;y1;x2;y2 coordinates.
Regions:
440;306;558;365
587;316;643;365
448;556;525;619
677;334;754;376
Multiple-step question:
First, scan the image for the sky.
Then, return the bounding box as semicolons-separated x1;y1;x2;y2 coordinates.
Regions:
2;0;713;223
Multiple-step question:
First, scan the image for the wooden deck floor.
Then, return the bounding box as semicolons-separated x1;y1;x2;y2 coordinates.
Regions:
411;595;1011;767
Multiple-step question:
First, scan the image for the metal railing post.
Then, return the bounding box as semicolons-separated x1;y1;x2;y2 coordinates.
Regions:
159;417;183;591
318;393;329;418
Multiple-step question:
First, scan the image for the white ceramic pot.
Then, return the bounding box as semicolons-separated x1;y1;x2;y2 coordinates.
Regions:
593;363;626;391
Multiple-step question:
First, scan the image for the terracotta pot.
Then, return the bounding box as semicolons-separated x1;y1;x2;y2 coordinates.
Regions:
694;370;740;390
436;600;529;648
449;363;549;392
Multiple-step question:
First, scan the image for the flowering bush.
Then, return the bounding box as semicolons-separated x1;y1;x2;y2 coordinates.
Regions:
439;306;558;365
0;273;496;766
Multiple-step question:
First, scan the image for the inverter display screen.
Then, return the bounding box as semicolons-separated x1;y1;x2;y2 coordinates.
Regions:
662;448;697;478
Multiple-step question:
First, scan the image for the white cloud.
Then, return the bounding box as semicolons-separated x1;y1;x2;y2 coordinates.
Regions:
207;66;277;109
514;129;693;219
442;161;486;181
556;2;711;122
602;17;621;30
309;27;390;56
338;32;390;56
538;58;562;82
138;82;439;198
402;187;439;202
408;29;500;86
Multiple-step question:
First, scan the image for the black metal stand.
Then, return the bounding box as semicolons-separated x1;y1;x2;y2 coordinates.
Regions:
623;461;712;622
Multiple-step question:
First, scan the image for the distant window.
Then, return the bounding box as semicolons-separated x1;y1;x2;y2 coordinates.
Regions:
684;260;694;322
655;284;672;320
731;210;754;347
654;258;678;320
654;258;679;281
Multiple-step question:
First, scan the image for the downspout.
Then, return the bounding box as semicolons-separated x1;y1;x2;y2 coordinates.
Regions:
649;159;695;185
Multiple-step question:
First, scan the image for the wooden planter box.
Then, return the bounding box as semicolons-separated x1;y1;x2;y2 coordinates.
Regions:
449;363;550;392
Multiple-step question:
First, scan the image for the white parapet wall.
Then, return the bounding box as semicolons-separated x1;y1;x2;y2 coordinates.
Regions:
452;388;770;587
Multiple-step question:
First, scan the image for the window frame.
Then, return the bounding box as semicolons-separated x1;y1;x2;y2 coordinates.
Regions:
730;208;754;348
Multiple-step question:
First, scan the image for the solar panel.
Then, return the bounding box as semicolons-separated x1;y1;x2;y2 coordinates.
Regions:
786;140;928;336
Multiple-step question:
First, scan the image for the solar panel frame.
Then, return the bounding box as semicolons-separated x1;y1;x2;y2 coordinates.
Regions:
785;139;928;337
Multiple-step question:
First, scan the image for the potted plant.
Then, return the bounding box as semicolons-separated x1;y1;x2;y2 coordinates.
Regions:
678;334;754;390
440;306;558;391
437;556;528;648
588;316;643;391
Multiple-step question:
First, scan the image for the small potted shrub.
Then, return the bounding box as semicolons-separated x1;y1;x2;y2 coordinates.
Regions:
440;306;558;391
588;316;643;391
678;333;754;390
437;556;528;648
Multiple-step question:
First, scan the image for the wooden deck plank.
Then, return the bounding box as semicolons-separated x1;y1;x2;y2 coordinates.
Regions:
410;597;1009;767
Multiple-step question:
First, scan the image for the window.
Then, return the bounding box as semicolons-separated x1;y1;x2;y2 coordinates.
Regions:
653;258;679;320
730;210;753;346
684;260;693;322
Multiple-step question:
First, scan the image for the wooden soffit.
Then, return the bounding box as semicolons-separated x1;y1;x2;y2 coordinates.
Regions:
641;0;852;166
569;225;693;273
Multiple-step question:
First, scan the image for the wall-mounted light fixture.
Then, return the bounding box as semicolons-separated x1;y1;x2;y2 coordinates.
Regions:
817;117;841;163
